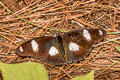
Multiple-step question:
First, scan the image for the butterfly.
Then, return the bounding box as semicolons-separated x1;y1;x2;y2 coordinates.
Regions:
16;28;106;65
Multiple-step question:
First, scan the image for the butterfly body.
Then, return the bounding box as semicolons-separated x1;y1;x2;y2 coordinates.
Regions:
16;28;106;65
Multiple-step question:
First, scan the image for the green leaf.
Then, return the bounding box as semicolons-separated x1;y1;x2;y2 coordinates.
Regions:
116;46;120;52
0;62;48;80
72;71;94;80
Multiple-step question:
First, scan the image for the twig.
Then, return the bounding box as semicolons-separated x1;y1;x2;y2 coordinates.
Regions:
94;37;120;47
59;67;72;79
0;1;66;32
95;59;120;78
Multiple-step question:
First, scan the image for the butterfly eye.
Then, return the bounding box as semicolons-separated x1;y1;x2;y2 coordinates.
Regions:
69;42;79;51
83;29;91;41
48;46;59;56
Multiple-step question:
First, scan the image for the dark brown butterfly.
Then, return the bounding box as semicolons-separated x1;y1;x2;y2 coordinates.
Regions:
16;28;106;65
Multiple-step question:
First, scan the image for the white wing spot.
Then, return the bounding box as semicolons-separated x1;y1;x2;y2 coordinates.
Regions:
19;46;23;52
49;46;59;56
69;42;79;51
31;40;39;52
83;29;91;41
99;30;103;35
